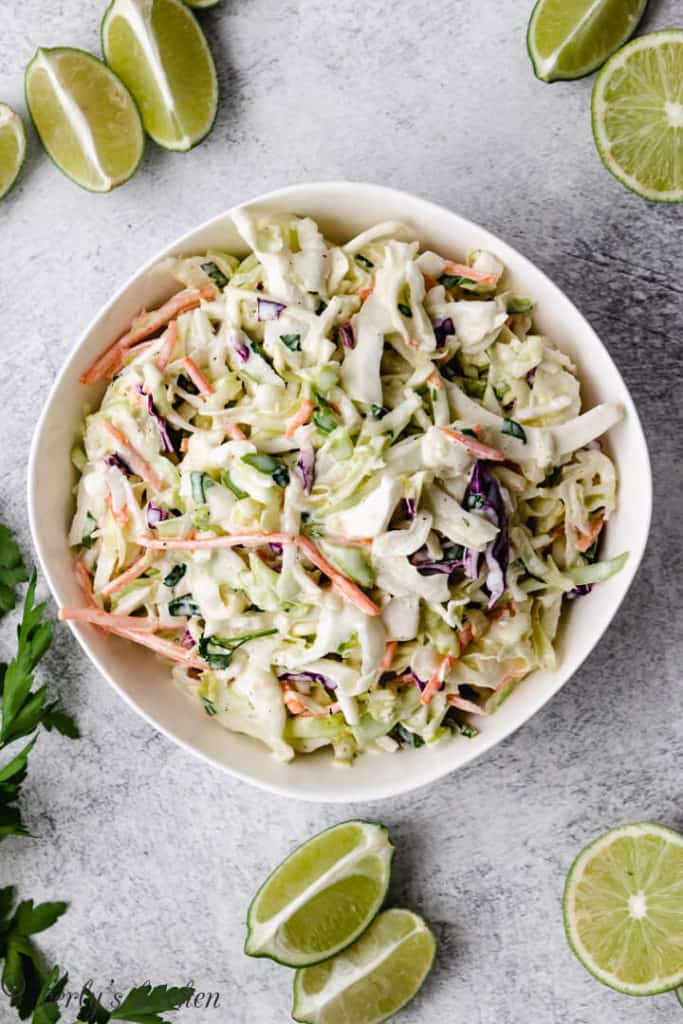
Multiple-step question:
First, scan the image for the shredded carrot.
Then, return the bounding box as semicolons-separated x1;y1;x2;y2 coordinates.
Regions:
106;493;129;527
137;532;292;552
441;426;505;463
427;371;443;390
225;423;247;441
328;534;375;547
180;437;190;453
443;260;497;285
387;671;417;688
295;536;381;617
421;652;457;706
103;421;166;491
422;274;438;290
155;321;179;371
458;623;474;649
74;561;96;606
181;356;214;396
81;286;215;385
359;286;373;301
379;641;397;672
575;514;604;553
407;337;421;349
285;399;314;438
494;668;526;693
446;693;489;715
104;625;207;670
100;553;150;596
486;602;515;625
59;608;160;631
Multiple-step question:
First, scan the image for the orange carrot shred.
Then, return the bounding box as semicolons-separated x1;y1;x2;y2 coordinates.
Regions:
441;426;505;463
181;356;214;396
379;641;397;672
285;399;314;438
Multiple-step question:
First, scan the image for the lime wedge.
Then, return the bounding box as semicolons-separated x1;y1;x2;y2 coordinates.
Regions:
245;821;393;968
25;48;144;192
563;822;683;995
101;0;218;152
592;30;683;203
183;0;221;7
676;986;683;1007
527;0;647;82
292;908;436;1024
0;104;26;199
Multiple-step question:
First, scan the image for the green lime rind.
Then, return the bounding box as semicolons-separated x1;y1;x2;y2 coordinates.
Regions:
527;0;649;83
183;0;222;7
591;30;683;203
563;822;683;996
292;908;436;1024
0;104;27;200
101;0;219;153
676;986;683;1008
245;820;394;969
25;47;144;193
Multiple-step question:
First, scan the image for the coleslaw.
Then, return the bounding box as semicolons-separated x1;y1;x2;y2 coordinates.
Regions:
64;212;627;762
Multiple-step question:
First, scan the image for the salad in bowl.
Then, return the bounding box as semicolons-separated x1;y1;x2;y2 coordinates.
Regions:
62;211;627;765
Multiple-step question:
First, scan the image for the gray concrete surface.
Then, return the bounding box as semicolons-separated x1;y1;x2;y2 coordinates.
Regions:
1;1;682;1021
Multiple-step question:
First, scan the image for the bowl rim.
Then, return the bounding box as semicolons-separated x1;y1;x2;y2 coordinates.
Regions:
27;180;653;802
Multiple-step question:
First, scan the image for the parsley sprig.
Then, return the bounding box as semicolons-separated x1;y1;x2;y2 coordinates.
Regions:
0;573;79;841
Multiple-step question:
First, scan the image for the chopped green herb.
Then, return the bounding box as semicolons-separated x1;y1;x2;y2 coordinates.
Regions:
163;564;187;588
190;471;214;504
199;628;278;670
240;452;290;486
201;696;218;716
465;493;485;511
502;417;527;443
460;428;478;438
313;406;339;434
200;260;228;290
81;512;97;549
250;340;271;363
506;295;534;315
397;302;413;318
315;298;327;315
493;382;510;402
272;464;290;487
370;404;388;420
221;471;248;499
168;595;200;617
354;253;374;269
389;723;424;748
176;372;199;396
439;272;476;289
280;333;302;352
442;543;465;561
458;721;478;738
542;466;563;488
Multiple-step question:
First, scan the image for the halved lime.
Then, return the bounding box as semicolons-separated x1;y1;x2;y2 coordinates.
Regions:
592;30;683;203
25;48;144;192
676;986;683;1007
292;908;436;1024
183;0;221;7
563;822;683;995
0;104;26;200
245;821;393;968
527;0;648;82
101;0;218;152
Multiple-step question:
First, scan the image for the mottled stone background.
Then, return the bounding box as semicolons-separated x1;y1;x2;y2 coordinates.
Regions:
1;1;682;1021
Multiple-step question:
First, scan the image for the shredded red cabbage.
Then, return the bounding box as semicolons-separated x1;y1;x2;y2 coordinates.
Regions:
105;453;133;476
464;461;509;607
180;628;196;649
404;496;417;519
257;298;286;321
279;670;336;690
463;548;480;580
339;322;355;349
296;446;315;494
410;669;427;693
136;385;175;454
146;502;168;528
432;316;455;349
567;583;592;599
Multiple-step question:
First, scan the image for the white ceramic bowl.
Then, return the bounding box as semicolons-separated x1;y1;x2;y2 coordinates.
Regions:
28;182;652;802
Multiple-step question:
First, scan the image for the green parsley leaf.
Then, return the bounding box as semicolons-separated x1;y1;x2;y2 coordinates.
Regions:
279;333;302;352
221;472;248;500
0;524;28;617
162;564;187;588
200;261;228;290
502;417;527;443
199;629;278;670
168;595;200;617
